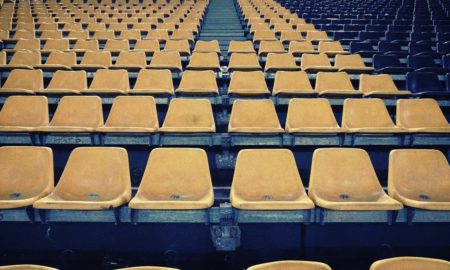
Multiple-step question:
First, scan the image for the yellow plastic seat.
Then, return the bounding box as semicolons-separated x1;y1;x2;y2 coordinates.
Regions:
318;41;348;56
12;30;35;40
133;39;160;55
0;146;53;209
148;51;182;72
359;74;411;97
68;31;90;41
132;69;174;95
0;69;43;94
289;41;316;56
176;70;219;95
265;53;300;72
33;147;131;210
178;23;199;34
396;99;450;133
42;39;69;52
370;257;450;270
231;149;314;210
253;30;277;43
0;96;49;132
145;30;170;43
228;40;256;54
0;265;58;270
97;96;158;133
41;70;87;94
272;71;315;96
0;50;41;70
228;53;261;71
228;71;269;95
73;39;99;52
250;23;271;34
300;53;337;72
103;39;130;53
36;96;103;132
258;40;286;56
164;39;191;56
388;149;450;210
119;30;142;41
40;30;63;40
280;31;303;44
187;52;221;71
334;54;374;73
306;31;330;42
342;99;405;133
36;51;76;71
9;39;40;51
157;22;176;34
92;30;115;40
296;23;316;33
160;99;215;132
315;72;363;96
86;69;130;94
247;260;332;270
129;148;214;209
285;98;344;133
229;99;283;133
74;51;111;71
170;30;194;43
309;148;403;210
112;51;147;70
193;40;220;54
273;23;293;34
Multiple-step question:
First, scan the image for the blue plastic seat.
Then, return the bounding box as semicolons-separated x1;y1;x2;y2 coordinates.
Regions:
350;41;376;57
408;43;441;57
385;31;410;44
365;25;387;32
443;55;450;71
373;54;412;74
378;41;408;57
437;32;450;43
437;42;450;54
359;31;384;41
333;31;358;44
407;55;447;74
410;32;436;42
406;71;450;97
388;25;411;32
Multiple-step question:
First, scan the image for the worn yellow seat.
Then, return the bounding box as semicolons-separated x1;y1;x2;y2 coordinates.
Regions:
176;70;219;95
273;23;293;34
288;41;316;56
388;149;450;210
12;30;35;40
0;50;41;70
228;40;256;54
68;31;90;40
316;72;363;96
309;148;403;210
300;53;337;72
41;70;87;94
171;30;194;43
272;71;315;96
9;39;40;51
97;96;158;133
0;69;43;94
229;99;283;133
74;51;111;71
250;23;271;34
335;54;374;73
318;41;348;56
42;39;69;52
258;40;286;56
280;31;303;44
129;148;214;209
247;260;332;270
396;99;450;133
231;149;314;210
370;257;450;270
187;52;220;71
228;71;270;95
157;22;176;34
253;30;277;43
35;51;76;71
40;30;63;40
0;96;49;132
34;147;131;210
148;51;182;72
145;30;170;43
160;99;215;132
103;39;130;53
86;69;130;94
359;74;411;97
0;265;58;270
228;53;261;71
133;39;160;55
193;40;220;54
265;53;300;72
73;39;99;52
285;98;344;133
164;39;191;56
296;23;316;33
132;69;174;95
112;51;147;70
37;96;103;132
92;30;115;40
342;99;405;133
119;30;142;41
0;146;53;209
306;31;330;42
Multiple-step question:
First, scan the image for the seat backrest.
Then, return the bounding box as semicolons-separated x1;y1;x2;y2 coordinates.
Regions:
228;99;282;132
229;71;268;92
45;51;77;66
0;96;49;127
89;69;130;91
318;41;344;52
104;39;129;51
301;53;332;69
359;74;400;93
286;98;339;129
161;99;215;131
396;99;449;129
335;54;367;68
273;71;313;92
74;39;99;51
9;50;41;66
342;98;396;129
49;96;103;128
104;96;159;129
2;69;43;91
47;70;87;91
315;72;354;91
373;55;402;69
115;51;147;67
407;55;437;68
14;39;40;50
43;39;69;51
133;69;174;93
178;70;218;92
406;72;444;93
370;257;450;270
80;51;112;66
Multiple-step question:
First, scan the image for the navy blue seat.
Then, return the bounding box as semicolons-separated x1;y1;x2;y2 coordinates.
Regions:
413;25;434;32
333;31;358;44
406;71;450;97
407;55;447;74
359;31;384;41
388;25;411;32
447;73;450;91
408;43;441;57
350;41;377;57
320;24;343;31
365;24;387;31
437;33;450;43
410;32;436;42
435;25;450;33
385;31;410;44
373;54;412;74
443;55;450;71
344;24;365;31
378;41;408;57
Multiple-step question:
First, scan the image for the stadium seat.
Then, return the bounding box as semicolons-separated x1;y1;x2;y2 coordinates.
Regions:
87;69;130;94
148;51;182;72
193;40;221;54
187;52;221;71
306;31;330;42
73;39;99;52
103;39;130;53
407;55;447;74
349;41;377;57
7;39;40;51
133;39;160;55
0;265;58;270
0;96;49;132
373;55;412;74
296;23;316;33
309;148;403;210
258;40;286;56
342;99;404;133
0;146;53;209
334;54;374;73
228;71;269;95
247;260;332;270
264;53;300;72
42;70;87;94
160;99;215;132
0;50;41;70
37;96;103;132
231;149;314;210
228;53;261;71
280;31;303;44
129;148;214;209
272;71;316;96
132;69;174;95
97;96;158;133
378;41;409;57
318;41;348;56
253;30;277;42
315;72;362;96
396;99;450;133
33;147;131;210
300;53;337;72
42;39;70;52
228;40;256;54
289;41;317;56
112;51;147;71
228;99;283;133
0;69;43;94
164;39;191;56
370;257;450;270
176;70;219;95
146;30;170;43
285;98;344;133
73;51;112;71
406;72;449;97
388;149;450;210
36;51;76;71
359;74;411;97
